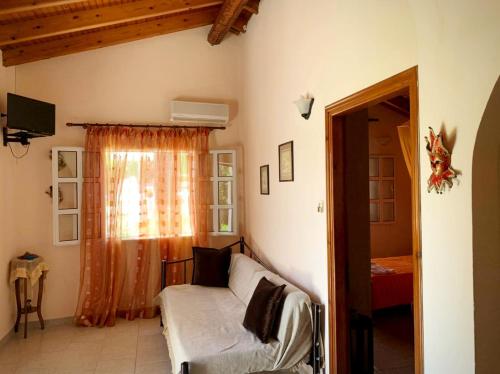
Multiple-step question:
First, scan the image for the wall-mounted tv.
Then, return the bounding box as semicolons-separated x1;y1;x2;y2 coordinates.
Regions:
7;93;55;136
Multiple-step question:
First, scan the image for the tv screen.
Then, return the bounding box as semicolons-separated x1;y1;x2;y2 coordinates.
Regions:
7;93;55;136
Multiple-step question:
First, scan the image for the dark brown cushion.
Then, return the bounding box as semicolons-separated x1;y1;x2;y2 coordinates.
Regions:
243;277;286;343
191;246;231;287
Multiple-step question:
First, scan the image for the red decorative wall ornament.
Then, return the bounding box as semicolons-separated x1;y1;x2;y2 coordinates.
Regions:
425;127;457;194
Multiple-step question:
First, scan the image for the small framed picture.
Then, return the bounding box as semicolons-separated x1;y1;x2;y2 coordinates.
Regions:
279;141;294;182
260;165;270;195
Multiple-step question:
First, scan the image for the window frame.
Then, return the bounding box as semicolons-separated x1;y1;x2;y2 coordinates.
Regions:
369;155;396;224
210;149;237;236
52;146;83;246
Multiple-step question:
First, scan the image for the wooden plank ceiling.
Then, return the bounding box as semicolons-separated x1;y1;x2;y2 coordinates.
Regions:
0;0;260;66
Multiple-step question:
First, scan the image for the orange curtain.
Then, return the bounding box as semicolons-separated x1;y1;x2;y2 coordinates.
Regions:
397;122;413;178
75;126;210;327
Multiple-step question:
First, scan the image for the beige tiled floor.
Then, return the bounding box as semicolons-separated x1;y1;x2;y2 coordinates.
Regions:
0;317;172;374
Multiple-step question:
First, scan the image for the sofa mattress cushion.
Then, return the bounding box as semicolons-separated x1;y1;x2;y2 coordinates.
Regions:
159;284;279;374
245;270;313;369
158;253;314;374
228;253;267;304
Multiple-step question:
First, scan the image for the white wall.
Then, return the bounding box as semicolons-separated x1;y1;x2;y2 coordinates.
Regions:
239;0;417;370
410;1;500;372
0;26;243;338
0;62;18;340
240;0;500;373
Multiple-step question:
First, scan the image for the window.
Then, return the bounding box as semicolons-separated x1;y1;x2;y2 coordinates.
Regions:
104;151;192;240
52;147;83;246
210;150;237;235
369;156;395;223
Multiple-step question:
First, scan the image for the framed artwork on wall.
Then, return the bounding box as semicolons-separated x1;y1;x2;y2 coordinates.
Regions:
279;141;294;182
260;165;270;195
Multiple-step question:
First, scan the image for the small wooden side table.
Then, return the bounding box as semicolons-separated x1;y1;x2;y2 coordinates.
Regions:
9;257;49;339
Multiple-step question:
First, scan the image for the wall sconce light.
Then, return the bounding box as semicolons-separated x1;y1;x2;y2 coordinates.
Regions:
294;95;314;120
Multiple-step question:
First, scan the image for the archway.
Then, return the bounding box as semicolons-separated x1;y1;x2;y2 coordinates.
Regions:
472;76;500;373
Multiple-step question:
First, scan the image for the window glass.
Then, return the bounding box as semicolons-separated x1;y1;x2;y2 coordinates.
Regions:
369;181;379;200
59;214;78;242
370;203;380;222
218;153;233;177
369;158;379;177
53;147;83;246
369;156;395;223
58;151;78;178
380;180;394;199
58;182;78;210
105;151;192;239
218;181;232;205
218;208;233;232
210;150;236;235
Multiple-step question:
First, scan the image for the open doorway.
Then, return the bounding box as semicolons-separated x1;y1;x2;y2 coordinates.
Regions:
325;67;422;374
369;100;413;374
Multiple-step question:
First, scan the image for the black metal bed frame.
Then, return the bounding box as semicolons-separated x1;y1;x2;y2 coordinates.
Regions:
160;236;323;374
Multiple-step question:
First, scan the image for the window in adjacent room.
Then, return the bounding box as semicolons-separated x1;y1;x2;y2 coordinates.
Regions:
210;150;237;235
369;156;395;223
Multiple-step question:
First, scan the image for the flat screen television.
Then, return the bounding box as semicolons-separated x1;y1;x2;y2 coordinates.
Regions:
7;93;55;136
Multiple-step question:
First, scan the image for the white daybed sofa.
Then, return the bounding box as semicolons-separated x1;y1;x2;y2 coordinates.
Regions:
157;238;322;374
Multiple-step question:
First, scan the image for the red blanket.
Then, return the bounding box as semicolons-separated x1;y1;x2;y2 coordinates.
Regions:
371;256;413;310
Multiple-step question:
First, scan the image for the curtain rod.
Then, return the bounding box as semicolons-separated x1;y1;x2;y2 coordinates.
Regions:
66;123;226;130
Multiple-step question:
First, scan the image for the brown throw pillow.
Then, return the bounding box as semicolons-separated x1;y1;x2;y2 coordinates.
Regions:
191;246;231;287
243;277;286;343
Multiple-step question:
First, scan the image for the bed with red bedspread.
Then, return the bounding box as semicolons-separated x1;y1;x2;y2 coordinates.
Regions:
371;255;413;310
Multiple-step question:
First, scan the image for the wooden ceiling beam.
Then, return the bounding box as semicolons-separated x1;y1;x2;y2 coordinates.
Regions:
2;7;219;66
243;0;259;14
207;0;248;45
0;0;87;16
229;2;255;35
231;15;248;33
381;96;410;117
0;0;223;47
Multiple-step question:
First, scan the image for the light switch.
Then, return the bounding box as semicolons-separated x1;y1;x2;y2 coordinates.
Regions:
317;200;324;213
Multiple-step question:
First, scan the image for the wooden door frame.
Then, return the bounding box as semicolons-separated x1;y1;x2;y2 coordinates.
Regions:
325;66;422;374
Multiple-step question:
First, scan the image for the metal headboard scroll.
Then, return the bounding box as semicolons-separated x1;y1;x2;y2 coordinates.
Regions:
239;237;271;270
160;236;267;289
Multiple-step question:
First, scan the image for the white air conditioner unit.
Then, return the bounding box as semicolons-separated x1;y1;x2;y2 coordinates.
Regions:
170;101;229;125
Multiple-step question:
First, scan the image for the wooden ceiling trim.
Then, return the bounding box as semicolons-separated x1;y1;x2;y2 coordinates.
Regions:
0;1;88;16
2;6;219;66
207;0;248;45
0;1;128;25
0;0;223;47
